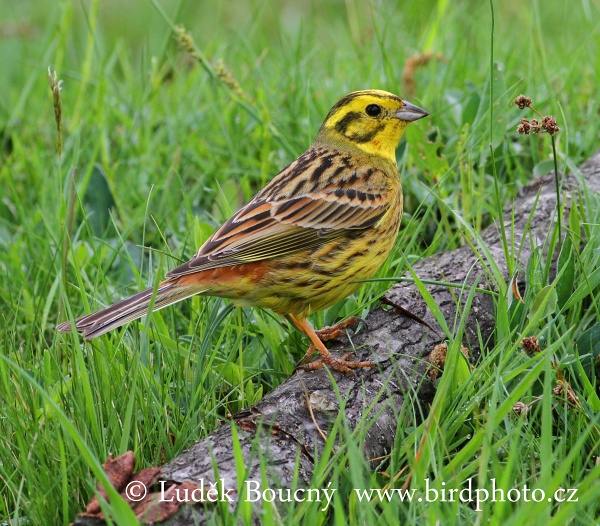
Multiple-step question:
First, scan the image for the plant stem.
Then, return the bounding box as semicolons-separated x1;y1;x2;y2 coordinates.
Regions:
488;0;512;277
551;134;562;243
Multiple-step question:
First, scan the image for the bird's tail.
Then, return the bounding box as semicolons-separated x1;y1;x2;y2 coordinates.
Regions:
57;280;200;340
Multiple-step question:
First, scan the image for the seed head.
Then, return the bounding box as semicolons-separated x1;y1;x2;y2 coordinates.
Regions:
529;118;542;133
47;67;63;156
516;118;531;135
512;401;530;415
426;342;447;381
174;25;197;59
522;336;541;355
514;95;532;109
553;379;580;407
541;115;560;135
214;59;248;101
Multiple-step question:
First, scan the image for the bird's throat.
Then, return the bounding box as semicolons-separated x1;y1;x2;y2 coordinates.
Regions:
318;121;406;163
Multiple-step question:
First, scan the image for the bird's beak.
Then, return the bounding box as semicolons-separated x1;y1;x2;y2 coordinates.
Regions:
396;101;429;122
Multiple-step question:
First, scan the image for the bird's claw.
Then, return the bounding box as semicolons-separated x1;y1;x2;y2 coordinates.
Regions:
315;316;361;342
297;316;362;368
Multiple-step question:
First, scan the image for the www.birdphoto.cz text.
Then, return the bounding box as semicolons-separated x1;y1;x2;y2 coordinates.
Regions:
124;478;578;513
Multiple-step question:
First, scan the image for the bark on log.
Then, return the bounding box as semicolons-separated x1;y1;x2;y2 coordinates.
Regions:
74;150;600;525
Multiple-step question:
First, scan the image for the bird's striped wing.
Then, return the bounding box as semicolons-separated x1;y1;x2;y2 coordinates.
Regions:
166;188;390;278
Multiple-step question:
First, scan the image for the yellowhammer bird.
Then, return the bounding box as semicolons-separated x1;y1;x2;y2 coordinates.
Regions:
58;89;428;373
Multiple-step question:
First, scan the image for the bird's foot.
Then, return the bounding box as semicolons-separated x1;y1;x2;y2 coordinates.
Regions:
316;316;361;341
289;314;370;374
298;316;361;366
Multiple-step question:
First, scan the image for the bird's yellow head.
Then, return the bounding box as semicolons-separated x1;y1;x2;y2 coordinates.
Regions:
317;89;429;163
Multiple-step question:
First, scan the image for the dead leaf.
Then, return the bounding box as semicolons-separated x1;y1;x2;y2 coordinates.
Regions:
85;451;135;515
135;481;199;524
402;51;445;96
511;273;525;303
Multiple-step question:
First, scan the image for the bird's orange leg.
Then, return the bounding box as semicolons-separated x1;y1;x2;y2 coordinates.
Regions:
288;314;373;374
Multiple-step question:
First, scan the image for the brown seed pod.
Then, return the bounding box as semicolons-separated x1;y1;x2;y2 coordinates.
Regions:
514;95;532;109
541;115;560;135
529;118;542;133
517;118;531;135
522;336;541;354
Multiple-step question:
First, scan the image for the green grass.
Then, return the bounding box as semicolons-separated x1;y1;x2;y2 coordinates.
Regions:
1;0;599;524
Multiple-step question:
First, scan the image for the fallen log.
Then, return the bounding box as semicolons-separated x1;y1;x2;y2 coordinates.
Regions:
74;150;600;525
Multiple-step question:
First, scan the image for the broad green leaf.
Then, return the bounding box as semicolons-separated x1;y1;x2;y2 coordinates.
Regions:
527;285;558;331
83;165;116;235
556;236;575;308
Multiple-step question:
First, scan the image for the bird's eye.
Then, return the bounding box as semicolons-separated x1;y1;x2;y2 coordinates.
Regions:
365;104;382;117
